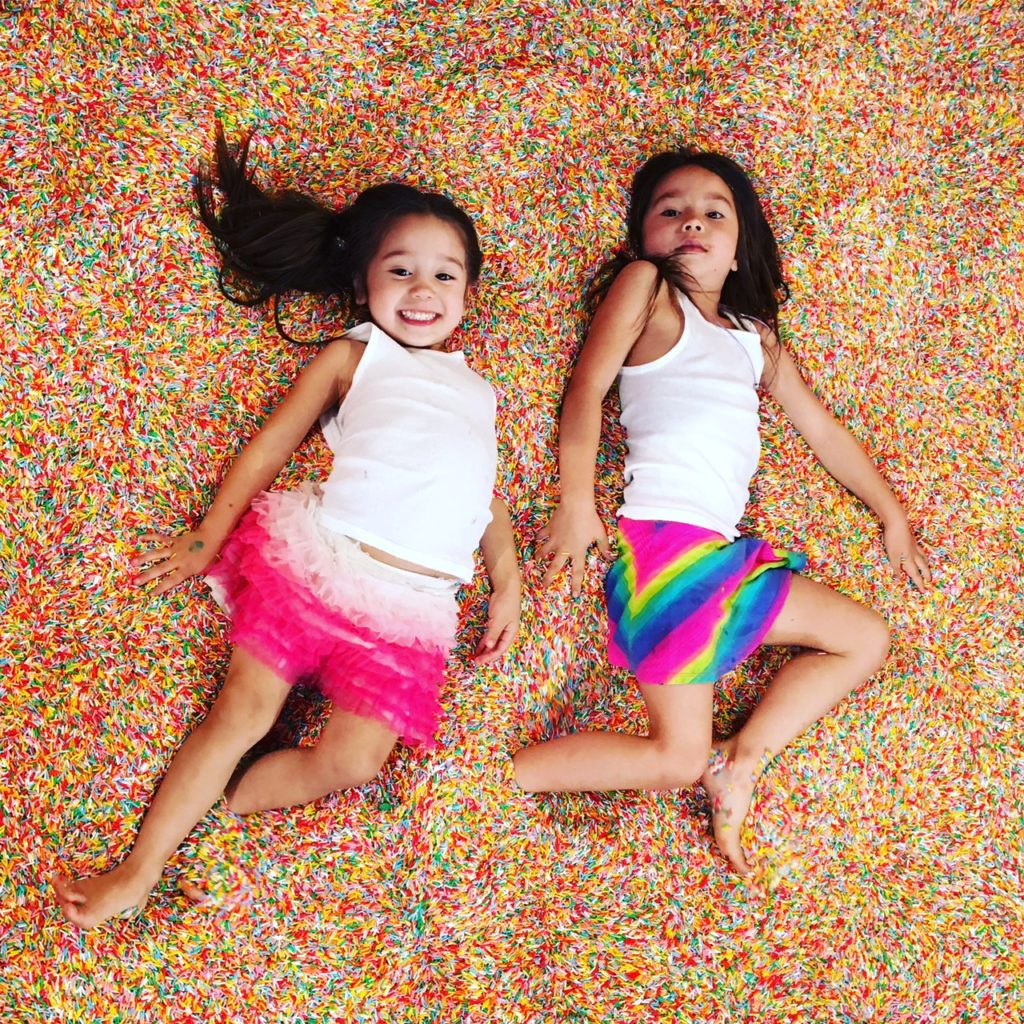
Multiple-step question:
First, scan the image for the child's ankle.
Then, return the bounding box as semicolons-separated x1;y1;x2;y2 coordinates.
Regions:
119;855;164;892
728;743;774;783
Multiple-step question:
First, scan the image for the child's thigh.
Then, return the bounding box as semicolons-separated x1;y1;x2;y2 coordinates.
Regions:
314;706;400;774
763;575;887;655
207;646;291;735
637;680;714;750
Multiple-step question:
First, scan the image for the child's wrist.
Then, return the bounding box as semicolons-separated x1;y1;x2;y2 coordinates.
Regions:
559;492;597;511
878;506;909;531
193;521;230;549
490;575;522;599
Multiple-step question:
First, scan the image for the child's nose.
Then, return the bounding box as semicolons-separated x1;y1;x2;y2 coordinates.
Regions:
683;214;702;231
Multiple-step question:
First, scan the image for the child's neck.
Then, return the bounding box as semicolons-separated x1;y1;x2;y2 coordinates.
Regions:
688;288;728;328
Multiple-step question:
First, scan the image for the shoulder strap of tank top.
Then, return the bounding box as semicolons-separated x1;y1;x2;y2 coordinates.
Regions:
722;308;748;332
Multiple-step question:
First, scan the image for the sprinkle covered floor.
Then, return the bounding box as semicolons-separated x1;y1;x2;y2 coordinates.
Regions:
3;2;1021;1021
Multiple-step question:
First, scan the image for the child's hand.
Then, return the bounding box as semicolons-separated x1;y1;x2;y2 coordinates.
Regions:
536;502;614;596
131;530;220;595
882;517;932;592
473;584;521;665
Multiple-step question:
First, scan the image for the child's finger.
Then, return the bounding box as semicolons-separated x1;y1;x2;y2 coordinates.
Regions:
131;546;172;568
491;637;513;659
138;533;174;548
917;550;933;584
473;625;508;663
152;567;194;595
132;560;174;587
903;558;931;593
540;552;570;589
915;563;933;592
474;626;499;655
136;558;194;591
475;626;514;663
534;528;561;559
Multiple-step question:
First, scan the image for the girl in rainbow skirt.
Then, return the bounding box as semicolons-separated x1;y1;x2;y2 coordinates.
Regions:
515;148;930;874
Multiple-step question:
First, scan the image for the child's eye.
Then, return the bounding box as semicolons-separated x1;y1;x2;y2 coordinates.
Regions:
660;208;679;218
436;272;456;282
707;210;725;220
389;267;411;277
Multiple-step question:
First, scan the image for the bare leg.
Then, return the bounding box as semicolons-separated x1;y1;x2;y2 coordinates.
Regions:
52;648;289;929
701;575;890;873
512;681;714;793
226;706;399;815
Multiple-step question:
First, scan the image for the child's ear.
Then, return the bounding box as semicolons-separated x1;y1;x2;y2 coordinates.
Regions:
354;277;367;306
731;259;738;273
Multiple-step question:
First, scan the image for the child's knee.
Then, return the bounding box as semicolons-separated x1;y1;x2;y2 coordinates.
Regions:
861;610;891;675
313;744;388;794
205;688;279;747
510;749;533;792
649;740;707;790
206;657;288;744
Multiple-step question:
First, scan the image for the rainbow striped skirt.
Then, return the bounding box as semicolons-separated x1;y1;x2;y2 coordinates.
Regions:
606;518;806;686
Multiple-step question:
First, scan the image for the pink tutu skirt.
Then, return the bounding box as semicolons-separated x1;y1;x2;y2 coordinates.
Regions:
206;485;460;747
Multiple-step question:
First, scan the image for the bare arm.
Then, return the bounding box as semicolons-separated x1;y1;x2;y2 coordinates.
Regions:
765;338;932;591
474;497;522;664
539;261;664;594
134;339;364;594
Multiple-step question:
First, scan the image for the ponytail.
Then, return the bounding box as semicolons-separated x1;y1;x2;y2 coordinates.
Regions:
194;126;356;343
194;125;483;346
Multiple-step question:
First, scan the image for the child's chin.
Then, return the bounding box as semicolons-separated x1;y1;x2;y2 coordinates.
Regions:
398;334;443;349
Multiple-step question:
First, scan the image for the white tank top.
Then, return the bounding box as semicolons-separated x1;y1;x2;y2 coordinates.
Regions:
618;292;764;539
319;323;497;581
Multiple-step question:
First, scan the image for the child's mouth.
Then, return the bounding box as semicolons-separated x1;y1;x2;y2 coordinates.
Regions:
399;310;440;324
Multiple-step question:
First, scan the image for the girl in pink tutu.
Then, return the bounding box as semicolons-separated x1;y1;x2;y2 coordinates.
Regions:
514;148;931;874
54;128;521;928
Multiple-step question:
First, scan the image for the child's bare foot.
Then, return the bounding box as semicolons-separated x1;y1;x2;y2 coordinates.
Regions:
178;878;209;904
700;747;769;875
178;861;255;909
51;862;152;929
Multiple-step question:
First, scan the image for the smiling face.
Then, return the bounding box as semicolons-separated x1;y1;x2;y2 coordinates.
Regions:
362;213;470;349
641;165;740;294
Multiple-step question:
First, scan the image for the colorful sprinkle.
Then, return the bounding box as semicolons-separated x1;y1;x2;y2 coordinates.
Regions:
3;2;1020;1021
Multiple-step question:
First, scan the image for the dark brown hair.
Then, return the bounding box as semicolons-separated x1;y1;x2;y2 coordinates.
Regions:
194;125;483;344
590;148;789;334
